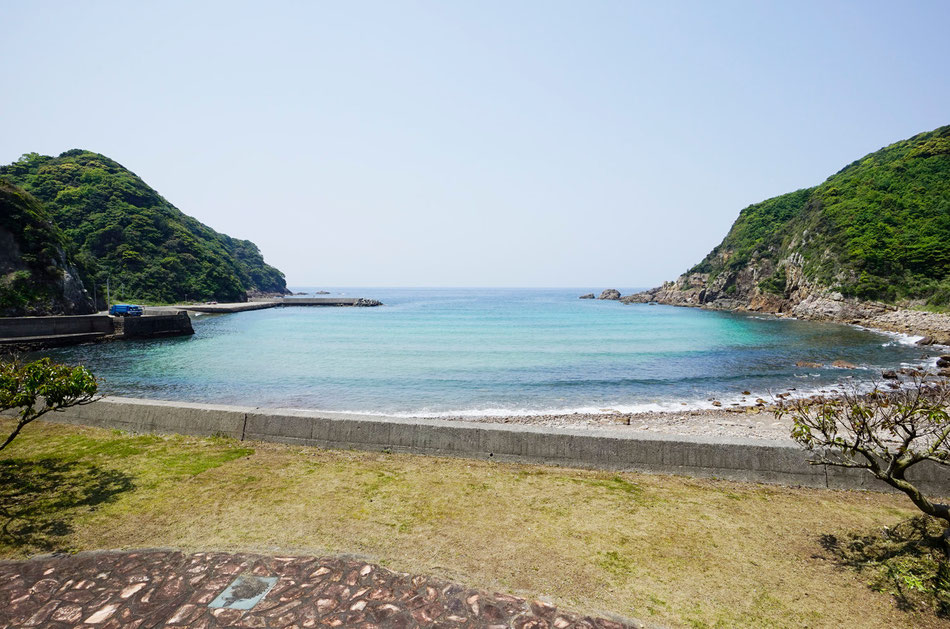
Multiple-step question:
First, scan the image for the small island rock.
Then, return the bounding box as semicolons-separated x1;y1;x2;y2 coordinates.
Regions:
598;289;621;301
579;293;595;299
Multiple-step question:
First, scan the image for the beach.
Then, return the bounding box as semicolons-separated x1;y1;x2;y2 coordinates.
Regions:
448;406;795;441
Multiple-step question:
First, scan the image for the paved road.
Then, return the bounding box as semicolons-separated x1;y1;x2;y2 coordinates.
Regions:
0;550;640;628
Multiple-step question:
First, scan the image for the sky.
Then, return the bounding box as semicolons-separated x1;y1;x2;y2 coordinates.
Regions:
1;1;948;288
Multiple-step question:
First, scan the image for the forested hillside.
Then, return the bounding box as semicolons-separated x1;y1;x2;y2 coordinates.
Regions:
630;124;950;309
0;180;95;315
0;150;288;304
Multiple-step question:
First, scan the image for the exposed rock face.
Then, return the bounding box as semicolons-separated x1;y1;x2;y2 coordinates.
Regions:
622;259;950;344
0;222;95;316
598;289;621;301
579;293;595;299
59;261;94;313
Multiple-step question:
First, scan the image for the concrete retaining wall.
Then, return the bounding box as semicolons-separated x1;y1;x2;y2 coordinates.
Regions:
22;397;950;497
115;312;194;338
0;315;113;338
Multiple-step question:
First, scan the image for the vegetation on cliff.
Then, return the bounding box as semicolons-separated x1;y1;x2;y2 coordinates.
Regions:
0;151;288;304
0;180;94;315
688;124;950;306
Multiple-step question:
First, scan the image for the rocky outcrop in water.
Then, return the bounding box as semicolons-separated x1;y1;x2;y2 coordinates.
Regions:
579;293;595;299
353;298;383;307
598;289;621;301
621;267;950;344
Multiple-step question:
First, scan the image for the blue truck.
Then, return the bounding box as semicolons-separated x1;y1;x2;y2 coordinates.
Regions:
109;304;144;317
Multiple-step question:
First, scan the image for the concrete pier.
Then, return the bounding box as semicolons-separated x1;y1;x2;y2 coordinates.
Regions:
145;296;381;314
0;295;379;349
146;301;278;314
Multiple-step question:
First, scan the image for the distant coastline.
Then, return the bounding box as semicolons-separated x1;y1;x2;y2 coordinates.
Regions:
619;286;950;347
606;124;950;346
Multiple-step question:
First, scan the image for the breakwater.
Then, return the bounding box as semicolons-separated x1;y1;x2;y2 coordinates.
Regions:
0;315;112;345
21;396;950;496
1;296;382;350
0;312;193;350
147;297;382;314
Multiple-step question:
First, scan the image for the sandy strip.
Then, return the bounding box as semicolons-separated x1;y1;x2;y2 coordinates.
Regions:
438;406;795;442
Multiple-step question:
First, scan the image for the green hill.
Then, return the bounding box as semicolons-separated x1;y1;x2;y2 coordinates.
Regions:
631;124;950;309
0;150;288;304
0;180;95;316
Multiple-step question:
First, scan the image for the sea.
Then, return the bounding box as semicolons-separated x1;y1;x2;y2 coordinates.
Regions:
35;287;935;417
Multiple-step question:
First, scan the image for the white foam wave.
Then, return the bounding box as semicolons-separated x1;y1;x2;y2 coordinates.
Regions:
850;323;923;346
273;369;935;419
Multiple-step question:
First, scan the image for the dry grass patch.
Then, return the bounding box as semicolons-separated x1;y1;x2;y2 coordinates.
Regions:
0;418;947;628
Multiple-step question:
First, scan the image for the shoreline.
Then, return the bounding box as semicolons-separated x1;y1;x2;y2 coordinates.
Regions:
11;394;950;495
621;286;950;345
18;293;948;444
439;406;795;442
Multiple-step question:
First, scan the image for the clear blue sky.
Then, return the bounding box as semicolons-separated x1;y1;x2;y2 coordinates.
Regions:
2;1;947;288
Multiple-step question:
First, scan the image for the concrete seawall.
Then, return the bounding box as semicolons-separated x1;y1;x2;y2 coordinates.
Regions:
0;315;113;338
24;396;950;496
0;313;193;349
113;311;194;338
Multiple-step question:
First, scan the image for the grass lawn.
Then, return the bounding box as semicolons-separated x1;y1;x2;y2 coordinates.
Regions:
0;417;945;628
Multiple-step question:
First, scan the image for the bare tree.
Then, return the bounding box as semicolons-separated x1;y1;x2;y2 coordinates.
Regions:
0;357;98;452
777;375;950;545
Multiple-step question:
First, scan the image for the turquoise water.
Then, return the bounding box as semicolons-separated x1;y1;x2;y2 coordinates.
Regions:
37;288;932;416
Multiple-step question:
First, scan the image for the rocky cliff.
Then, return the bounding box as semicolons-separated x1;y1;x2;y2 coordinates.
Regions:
0;181;95;316
622;125;950;343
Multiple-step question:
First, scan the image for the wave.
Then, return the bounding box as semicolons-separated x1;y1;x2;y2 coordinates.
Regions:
273;383;860;418
849;324;924;346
